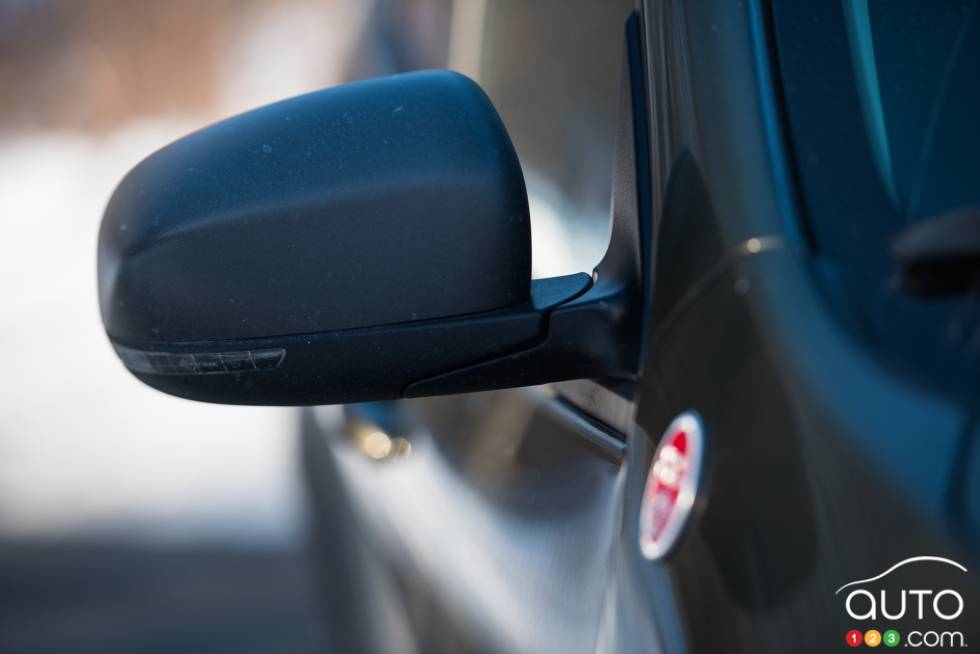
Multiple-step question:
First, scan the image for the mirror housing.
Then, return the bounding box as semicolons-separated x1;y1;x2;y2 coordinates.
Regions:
101;71;530;344
99;49;649;406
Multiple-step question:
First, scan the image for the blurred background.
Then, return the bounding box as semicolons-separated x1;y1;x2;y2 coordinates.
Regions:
0;0;627;651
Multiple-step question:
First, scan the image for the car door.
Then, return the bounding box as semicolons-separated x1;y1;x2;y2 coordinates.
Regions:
308;385;632;653
617;1;980;652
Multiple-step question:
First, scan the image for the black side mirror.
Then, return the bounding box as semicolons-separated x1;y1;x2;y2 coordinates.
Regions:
99;66;648;406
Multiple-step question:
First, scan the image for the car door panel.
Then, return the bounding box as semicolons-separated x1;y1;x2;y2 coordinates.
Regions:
313;389;628;653
632;2;980;652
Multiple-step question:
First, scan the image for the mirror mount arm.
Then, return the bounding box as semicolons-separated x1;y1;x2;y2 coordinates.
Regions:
409;11;653;399
405;272;639;398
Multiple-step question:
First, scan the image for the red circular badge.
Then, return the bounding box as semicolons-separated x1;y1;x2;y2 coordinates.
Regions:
639;412;705;560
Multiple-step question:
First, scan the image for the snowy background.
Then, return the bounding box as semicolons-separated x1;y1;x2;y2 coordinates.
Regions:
0;1;617;649
0;0;361;548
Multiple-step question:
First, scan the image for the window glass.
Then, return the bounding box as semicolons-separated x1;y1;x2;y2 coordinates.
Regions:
350;0;632;278
843;0;980;219
470;0;634;278
772;0;980;394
